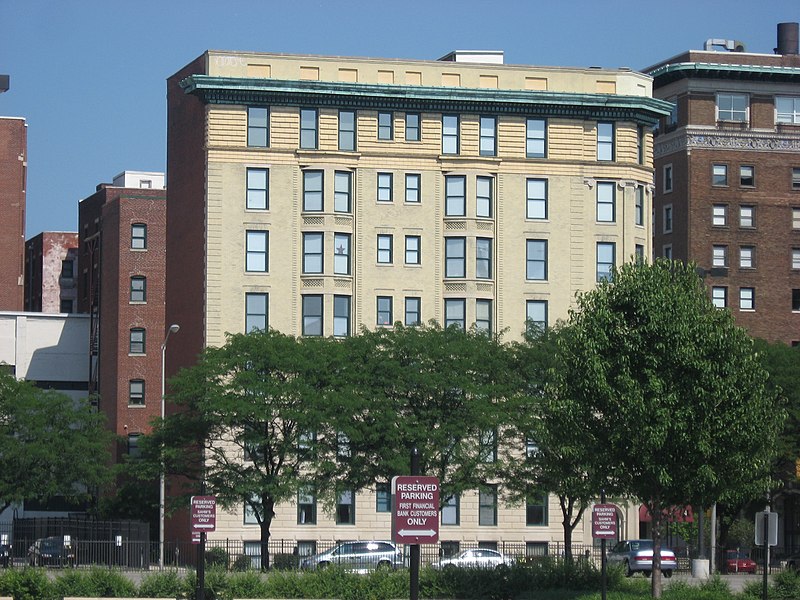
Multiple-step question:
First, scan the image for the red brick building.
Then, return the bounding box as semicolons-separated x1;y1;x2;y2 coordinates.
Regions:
24;232;79;313
648;23;800;344
0;117;27;311
78;172;167;461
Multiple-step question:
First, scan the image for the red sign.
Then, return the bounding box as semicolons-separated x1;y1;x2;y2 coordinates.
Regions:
191;495;217;533
391;476;440;544
592;503;618;539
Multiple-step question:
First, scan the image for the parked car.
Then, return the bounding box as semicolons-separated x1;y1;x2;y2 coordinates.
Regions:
607;539;677;577
725;550;757;574
433;548;515;570
27;536;75;567
300;541;404;570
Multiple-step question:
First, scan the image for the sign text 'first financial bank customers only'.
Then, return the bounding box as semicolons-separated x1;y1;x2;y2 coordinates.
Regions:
392;476;440;544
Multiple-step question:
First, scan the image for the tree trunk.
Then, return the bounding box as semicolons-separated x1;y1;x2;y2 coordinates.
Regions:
259;497;275;571
651;509;664;599
560;495;574;562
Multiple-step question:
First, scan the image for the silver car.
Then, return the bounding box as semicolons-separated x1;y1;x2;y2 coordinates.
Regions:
300;540;404;571
607;539;677;577
433;548;514;570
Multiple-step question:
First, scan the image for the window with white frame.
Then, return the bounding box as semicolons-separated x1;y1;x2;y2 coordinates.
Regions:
339;110;356;151
334;233;351;275
445;237;466;278
526;239;547;281
334;171;352;213
303;170;323;211
131;223;147;249
130;328;145;354
740;205;755;228
739;287;755;310
479;116;497;156
300;108;318;149
794;208;800;229
405;297;421;326
445;175;466;216
740;165;755;187
712;164;728;186
246;168;269;210
129;380;144;406
377;234;393;264
130;276;146;303
597;122;614;161
793;248;800;270
712;245;728;268
302;295;323;336
476;176;493;218
246;231;269;272
713;204;728;226
405;113;420;141
377;172;393;202
717;93;748;122
248;107;269;147
444;298;465;329
442;114;459;154
526;178;547;220
777;97;800;124
245;292;268;333
526;300;547;333
663;164;673;193
740;246;754;269
333;295;351;337
635;187;644;226
475;299;492;332
302;232;323;273
597;182;616;223
476;238;492;279
596;242;615;282
377;296;393;326
405;173;421;203
405;235;421;265
526;118;546;158
712;286;727;308
663;205;673;233
378;112;393;140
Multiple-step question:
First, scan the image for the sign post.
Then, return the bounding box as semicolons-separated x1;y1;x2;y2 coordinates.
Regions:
755;508;777;600
191;496;216;600
592;495;617;600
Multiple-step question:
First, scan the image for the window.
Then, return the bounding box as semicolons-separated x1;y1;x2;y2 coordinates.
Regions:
246;168;269;210
712;245;728;267
526;240;547;281
302;295;323;336
445;175;466;216
333;233;351;275
130;328;145;354
663;244;673;260
597;182;616;223
245;292;268;332
740;205;755;228
130;276;146;302
475;299;492;333
526;490;548;526
377;234;393;264
794;208;800;229
663;205;673;233
740;287;755;310
405;113;420;141
127;433;141;458
713;204;728;226
444;299;466;329
303;170;323;211
637;125;645;164
334;171;352;213
339;110;356;151
377;172;393;202
129;380;144;406
131;223;147;249
596;242;615;282
441;494;459;525
793;248;800;270
405;297;421;326
244;495;261;525
794;290;800;312
300;108;318;149
476;238;492;279
303;233;323;274
376;483;391;512
526;178;547;220
246;231;269;272
476;176;493;217
667;96;678;126
479;485;498;526
405;174;421;203
712;164;728;186
740;246;754;269
526;300;547;333
333;295;351;337
442;114;459;154
597;122;614;161
479;430;497;462
445;237;466;278
377;296;393;326
635;187;644;226
712;286;727;308
247;107;269;147
378;112;393;140
297;488;316;524
793;168;800;191
663;164;673;193
336;490;355;524
479;116;496;156
717;93;748;122
777;97;800;124
635;244;645;263
526;118;546;158
405;235;421;265
740;165;755;187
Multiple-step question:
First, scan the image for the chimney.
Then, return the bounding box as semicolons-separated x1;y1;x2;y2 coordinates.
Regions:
776;22;799;55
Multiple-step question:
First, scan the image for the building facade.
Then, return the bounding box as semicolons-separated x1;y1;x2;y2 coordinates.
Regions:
0;117;27;311
77;172;167;461
24;232;79;313
648;23;800;345
166;50;670;555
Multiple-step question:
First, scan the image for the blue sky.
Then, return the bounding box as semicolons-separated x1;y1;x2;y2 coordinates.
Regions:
2;0;798;237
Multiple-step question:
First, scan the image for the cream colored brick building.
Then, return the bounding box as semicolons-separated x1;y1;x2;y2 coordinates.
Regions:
165;50;671;558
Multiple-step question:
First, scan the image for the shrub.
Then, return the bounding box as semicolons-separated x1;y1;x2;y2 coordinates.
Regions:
231;554;252;572
0;568;56;600
183;566;230;600
226;571;269;598
52;567;136;598
770;568;800;599
272;552;299;570
205;546;230;569
137;570;186;597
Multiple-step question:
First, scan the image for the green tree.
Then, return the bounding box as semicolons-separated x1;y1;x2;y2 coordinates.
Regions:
553;260;783;598
146;330;343;570
0;370;112;514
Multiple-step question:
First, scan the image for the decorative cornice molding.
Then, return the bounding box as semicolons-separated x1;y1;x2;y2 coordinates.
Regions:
654;127;800;158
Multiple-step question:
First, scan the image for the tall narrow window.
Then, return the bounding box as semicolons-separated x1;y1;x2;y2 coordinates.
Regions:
476;238;492;279
302;232;323;274
245;292;268;332
129;380;145;406
663;164;673;193
334;233;351;275
597;242;615;282
303;171;323;211
378;112;393;140
334;171;352;213
297;488;316;524
405;113;420;141
405;235;421;265
526;300;547;333
131;223;147;249
300;108;318;149
130;276;146;303
405;297;421;326
405;174;421;203
475;299;492;332
377;234;393;264
479;116;496;156
597;122;614;161
377;173;393;202
445;237;466;278
247;107;269;147
302;295;323;336
793;248;800;270
445;175;466;216
663;205;673;233
376;483;391;512
526;490;548;526
526;178;547;220
333;295;351;337
339;110;356;151
130;328;146;354
476;176;493;218
246;231;269;272
479;485;498;526
526;240;547;281
637;126;645;164
526;118;546;158
247;168;269;210
377;296;393;326
635;187;644;226
597;182;615;223
441;495;460;525
442;114;459;154
444;299;466;329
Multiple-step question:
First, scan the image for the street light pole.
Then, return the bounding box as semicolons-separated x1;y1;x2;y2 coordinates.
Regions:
159;323;180;568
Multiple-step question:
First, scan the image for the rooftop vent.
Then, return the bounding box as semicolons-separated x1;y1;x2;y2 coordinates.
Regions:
776;22;799;55
704;38;746;52
438;50;504;64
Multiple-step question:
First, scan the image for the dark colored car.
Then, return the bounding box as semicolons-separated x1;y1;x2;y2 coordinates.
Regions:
300;541;404;571
726;550;756;574
607;539;677;577
27;536;76;567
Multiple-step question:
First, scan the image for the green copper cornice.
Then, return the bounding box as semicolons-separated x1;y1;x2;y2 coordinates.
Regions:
180;75;672;126
649;62;800;85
